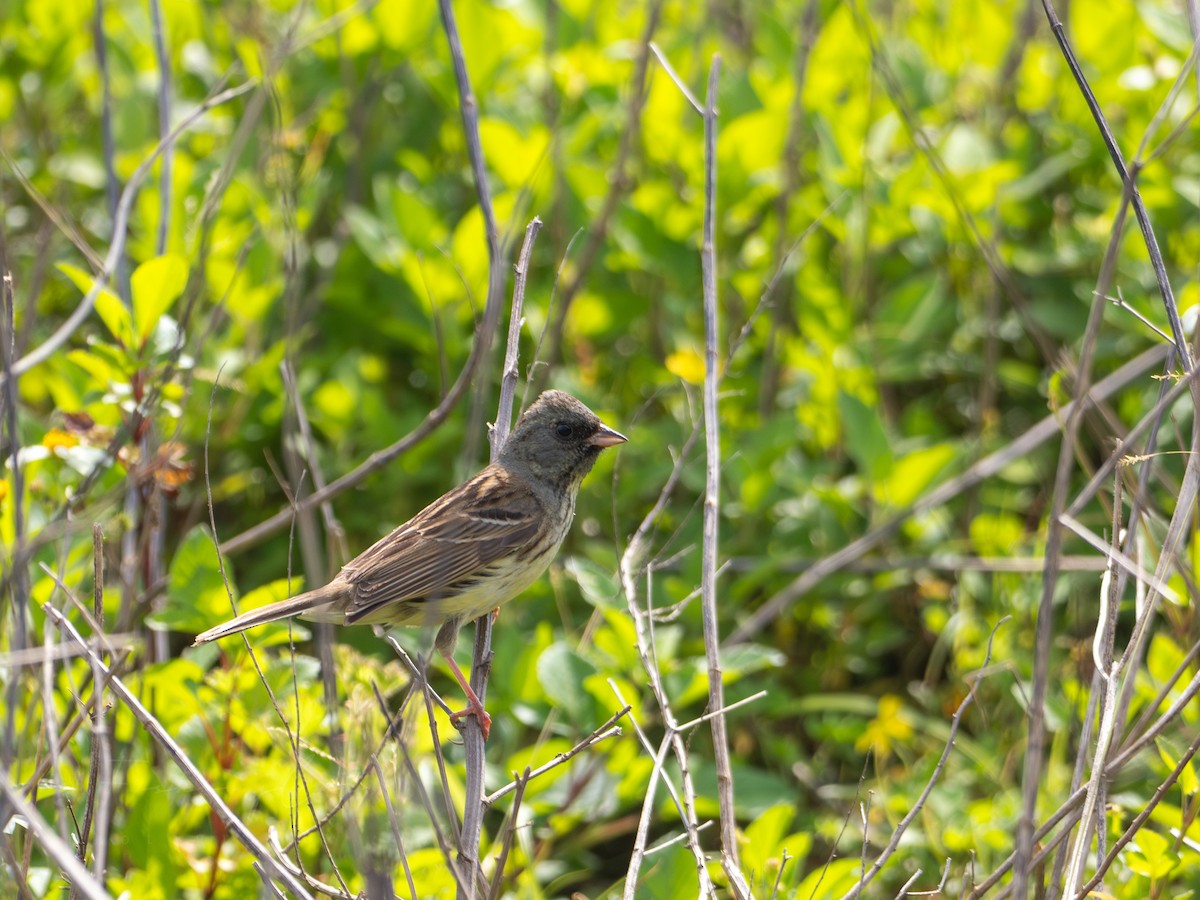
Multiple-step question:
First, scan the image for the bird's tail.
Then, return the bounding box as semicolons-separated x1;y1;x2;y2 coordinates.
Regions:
192;583;347;646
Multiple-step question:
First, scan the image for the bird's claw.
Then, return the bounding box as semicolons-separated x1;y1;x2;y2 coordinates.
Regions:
449;700;492;740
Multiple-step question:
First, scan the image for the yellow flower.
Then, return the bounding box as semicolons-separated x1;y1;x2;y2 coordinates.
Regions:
666;349;707;385
855;694;914;760
42;429;79;452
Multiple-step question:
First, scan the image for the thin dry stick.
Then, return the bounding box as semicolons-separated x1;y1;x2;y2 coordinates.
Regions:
695;54;747;896
79;525;112;883
201;375;353;897
265;828;356;900
370;757;413;900
969;663;1200;896
149;0;171;257
1057;515;1178;603
486;768;530;900
491;217;542;456
279;361;341;715
1059;477;1124;897
837;618;1009;899
0;771;111;900
1019;24;1200;883
610;676;712;899
41;604;316;899
623;727;675;898
484;704;629;805
456;218;541;897
1;270;27;772
1040;0;1193;369
1;80;256;383
731;342;1171;642
1078;723;1200;896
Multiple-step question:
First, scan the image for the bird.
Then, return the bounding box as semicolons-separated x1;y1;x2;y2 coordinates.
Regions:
193;390;627;739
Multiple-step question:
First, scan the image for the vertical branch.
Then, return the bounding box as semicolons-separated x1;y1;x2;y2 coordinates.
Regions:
698;56;744;891
91;0;121;279
491;218;543;455
435;0;509;892
150;0;171;256
1;271;27;785
145;0;171;676
1059;475;1123;897
457;220;541;900
78;525;112;884
1039;0;1192;370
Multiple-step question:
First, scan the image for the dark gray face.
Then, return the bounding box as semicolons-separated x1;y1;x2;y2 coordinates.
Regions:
500;391;626;491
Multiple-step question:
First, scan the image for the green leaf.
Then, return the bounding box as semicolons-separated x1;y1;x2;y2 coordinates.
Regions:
794;858;861;898
720;643;786;678
879;443;957;508
536;641;596;724
564;556;623;610
1127;828;1177;878
742;804;797;882
59;262;132;347
131;254;188;343
1157;737;1200;796
154;526;234;634
837;390;893;480
969;511;1027;556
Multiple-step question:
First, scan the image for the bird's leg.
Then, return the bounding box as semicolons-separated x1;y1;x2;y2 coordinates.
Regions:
490;606;500;624
439;648;492;740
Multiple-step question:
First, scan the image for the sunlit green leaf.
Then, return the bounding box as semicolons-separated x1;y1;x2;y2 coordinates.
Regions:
131;254;188;343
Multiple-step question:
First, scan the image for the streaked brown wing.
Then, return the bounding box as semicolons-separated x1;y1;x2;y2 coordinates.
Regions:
340;465;542;620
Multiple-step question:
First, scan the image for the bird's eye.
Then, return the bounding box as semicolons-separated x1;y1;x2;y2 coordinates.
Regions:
555;423;573;438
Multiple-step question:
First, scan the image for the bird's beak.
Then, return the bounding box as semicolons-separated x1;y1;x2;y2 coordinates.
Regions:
590;423;628;448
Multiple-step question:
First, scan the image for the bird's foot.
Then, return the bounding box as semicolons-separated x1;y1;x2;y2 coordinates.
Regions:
448;697;492;741
440;649;492;740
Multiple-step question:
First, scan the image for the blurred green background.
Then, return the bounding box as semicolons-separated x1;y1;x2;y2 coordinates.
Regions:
3;0;1199;896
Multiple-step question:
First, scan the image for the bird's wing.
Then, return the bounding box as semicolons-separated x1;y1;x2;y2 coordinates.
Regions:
340;465;543;619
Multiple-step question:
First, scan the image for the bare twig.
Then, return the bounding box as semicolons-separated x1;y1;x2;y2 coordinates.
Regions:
0;770;112;900
1059;477;1124;897
41;603;316;899
265;828;356;900
1;269;27;770
731;342;1170;642
149;0;172;256
484;705;630;805
2;80;256;384
486;768;531;900
436;0;535;882
648;43;702;113
1039;0;1193;370
694;53;747;895
78;525;112;884
838;618;1009;899
1078;721;1200;895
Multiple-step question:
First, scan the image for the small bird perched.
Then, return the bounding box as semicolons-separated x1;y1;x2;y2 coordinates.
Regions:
193;390;626;738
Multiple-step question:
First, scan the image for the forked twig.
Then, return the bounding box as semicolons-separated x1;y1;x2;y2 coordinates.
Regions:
838;618;1009;899
41;603;315;899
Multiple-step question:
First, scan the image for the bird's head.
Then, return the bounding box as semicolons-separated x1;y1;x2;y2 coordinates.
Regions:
499;390;627;491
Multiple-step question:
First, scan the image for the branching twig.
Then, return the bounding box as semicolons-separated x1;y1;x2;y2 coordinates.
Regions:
838;618;1009;899
483;705;630;806
41;603;316;899
694;53;747;896
1;80;256;384
731;343;1170;642
0;770;111;900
